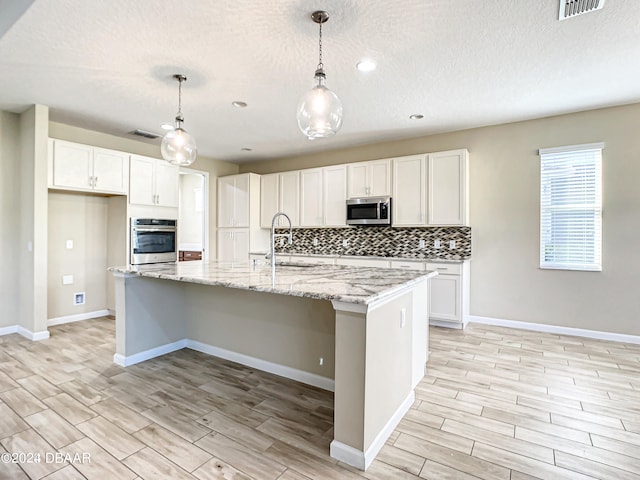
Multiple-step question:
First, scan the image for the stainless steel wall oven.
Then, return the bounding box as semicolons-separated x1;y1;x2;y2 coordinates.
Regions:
130;218;177;265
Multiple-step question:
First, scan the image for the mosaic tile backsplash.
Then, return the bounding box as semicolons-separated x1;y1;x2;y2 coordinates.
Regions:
274;226;471;260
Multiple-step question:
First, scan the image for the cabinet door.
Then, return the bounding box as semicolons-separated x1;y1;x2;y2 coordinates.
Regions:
369;160;391;196
260;173;279;228
428;150;467;225
232;230;250;262
129;155;155;205
155;161;179;207
217;231;235;262
323;165;347;227
300;168;323;227
92;148;128;194
347;163;369;198
336;257;390;268
217;176;236;228
428;274;461;322
52;141;93;190
393;155;426;226
233;174;250;227
279;171;300;227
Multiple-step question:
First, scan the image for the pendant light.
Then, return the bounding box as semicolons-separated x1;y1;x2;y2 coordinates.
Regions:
161;74;197;166
296;10;343;139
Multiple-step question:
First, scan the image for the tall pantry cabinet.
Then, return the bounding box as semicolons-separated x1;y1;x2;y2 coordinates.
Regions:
217;173;266;262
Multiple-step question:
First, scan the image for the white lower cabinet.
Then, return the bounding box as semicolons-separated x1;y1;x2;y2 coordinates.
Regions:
426;262;469;328
217;230;250;262
292;256;336;265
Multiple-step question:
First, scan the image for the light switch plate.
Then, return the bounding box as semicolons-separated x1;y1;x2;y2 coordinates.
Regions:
62;275;74;285
66;240;74;249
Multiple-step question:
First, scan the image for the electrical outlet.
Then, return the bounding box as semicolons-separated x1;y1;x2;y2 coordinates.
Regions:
313;238;319;247
449;240;456;249
418;239;425;249
66;239;74;250
434;239;441;249
342;239;349;248
400;307;406;328
62;275;74;285
279;237;285;246
319;357;324;366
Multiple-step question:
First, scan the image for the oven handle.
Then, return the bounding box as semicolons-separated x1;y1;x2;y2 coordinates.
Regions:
132;227;177;233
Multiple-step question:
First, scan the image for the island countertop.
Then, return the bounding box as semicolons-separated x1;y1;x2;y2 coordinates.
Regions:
109;260;437;305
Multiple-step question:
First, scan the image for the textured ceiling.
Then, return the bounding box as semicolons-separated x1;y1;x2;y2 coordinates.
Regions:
1;0;639;163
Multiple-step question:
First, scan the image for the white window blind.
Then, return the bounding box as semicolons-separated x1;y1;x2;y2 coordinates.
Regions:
539;143;603;271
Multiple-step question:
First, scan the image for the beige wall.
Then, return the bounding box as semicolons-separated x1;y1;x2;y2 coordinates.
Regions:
0;111;21;328
48;192;110;319
241;103;640;336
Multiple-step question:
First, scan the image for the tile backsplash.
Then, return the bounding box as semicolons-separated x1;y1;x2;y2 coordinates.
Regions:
274;226;471;260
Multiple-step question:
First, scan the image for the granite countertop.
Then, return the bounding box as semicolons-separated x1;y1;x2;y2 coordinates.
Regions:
109;261;437;305
249;251;467;264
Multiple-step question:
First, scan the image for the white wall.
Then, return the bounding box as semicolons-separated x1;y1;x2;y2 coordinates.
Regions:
0;111;20;328
240;103;640;336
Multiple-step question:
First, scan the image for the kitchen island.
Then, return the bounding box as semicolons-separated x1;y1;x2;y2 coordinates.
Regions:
109;260;436;470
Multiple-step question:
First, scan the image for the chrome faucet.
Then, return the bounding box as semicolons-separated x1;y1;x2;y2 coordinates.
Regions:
270;212;293;275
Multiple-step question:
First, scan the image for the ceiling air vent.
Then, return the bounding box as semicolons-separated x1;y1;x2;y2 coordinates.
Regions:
129;129;161;139
559;0;605;20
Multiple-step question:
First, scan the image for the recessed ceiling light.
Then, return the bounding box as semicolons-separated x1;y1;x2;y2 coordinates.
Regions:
356;59;376;72
160;123;174;130
409;114;424;120
241;147;253;152
232;101;248;108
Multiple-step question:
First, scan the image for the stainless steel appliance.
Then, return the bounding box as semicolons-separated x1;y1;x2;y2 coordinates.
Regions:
346;197;392;226
130;218;177;265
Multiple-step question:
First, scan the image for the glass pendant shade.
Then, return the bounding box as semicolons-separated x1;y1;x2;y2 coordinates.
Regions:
161;74;197;166
161;124;197;166
297;73;343;139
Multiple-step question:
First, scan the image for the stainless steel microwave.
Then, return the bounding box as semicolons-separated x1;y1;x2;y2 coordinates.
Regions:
346;197;392;226
130;218;178;265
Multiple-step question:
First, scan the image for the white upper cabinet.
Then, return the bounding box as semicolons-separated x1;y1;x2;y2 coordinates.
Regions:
390;149;469;226
129;155;179;208
392;155;427;226
49;139;128;194
260;173;280;228
218;173;252;228
260;171;300;227
299;165;347;228
323;165;347;227
427;149;468;226
300;168;323;227
279;171;300;227
347;159;391;198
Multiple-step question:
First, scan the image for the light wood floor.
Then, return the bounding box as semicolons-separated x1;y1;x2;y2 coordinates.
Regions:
1;319;640;479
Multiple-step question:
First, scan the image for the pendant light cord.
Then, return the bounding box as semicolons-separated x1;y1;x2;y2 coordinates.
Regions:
317;21;324;71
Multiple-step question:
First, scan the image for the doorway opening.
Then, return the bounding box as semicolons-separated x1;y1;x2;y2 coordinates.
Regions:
178;168;209;261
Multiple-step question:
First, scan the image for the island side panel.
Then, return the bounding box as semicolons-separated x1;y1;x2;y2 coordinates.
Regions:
412;278;429;388
184;283;336;382
331;288;417;470
114;274;188;362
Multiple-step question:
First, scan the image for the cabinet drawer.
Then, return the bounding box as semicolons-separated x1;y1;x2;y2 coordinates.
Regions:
426;262;462;275
294;256;336;265
390;261;425;271
180;250;202;261
336;257;390;268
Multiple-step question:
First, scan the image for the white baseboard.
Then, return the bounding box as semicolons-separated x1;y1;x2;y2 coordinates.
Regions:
470;315;640;345
47;309;110;327
113;339;188;367
17;326;50;341
330;391;415;470
430;319;465;329
187;340;335;392
0;325;18;336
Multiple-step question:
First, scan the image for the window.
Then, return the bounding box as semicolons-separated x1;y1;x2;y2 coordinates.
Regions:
539;143;603;271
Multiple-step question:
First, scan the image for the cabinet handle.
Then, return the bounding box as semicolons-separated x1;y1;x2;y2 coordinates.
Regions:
156;194;160;204
436;267;449;271
94;176;98;187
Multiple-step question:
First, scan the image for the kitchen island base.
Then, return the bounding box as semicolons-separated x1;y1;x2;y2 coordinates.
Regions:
111;263;433;470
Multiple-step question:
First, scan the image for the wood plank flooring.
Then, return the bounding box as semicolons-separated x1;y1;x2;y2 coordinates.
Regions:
1;318;640;479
